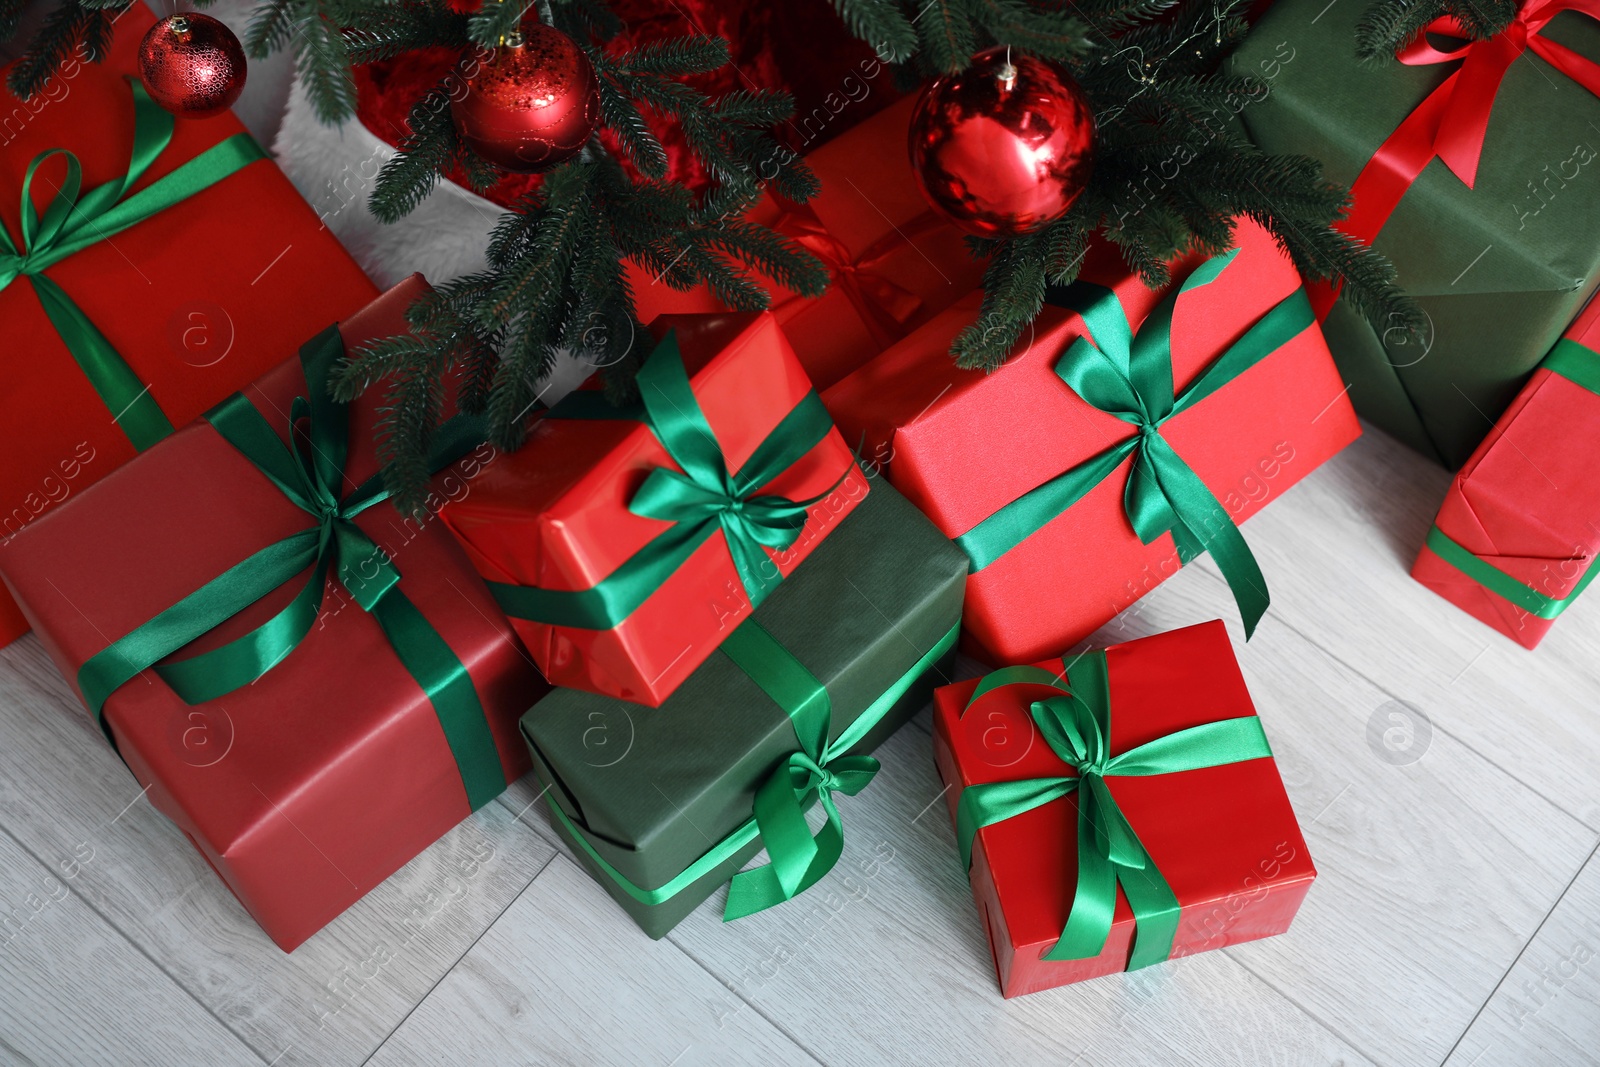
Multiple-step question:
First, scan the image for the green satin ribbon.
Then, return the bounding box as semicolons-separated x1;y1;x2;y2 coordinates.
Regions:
955;652;1273;968
955;250;1315;639
74;327;508;811
540;621;960;916
0;78;266;452
488;332;850;630
1422;338;1600;620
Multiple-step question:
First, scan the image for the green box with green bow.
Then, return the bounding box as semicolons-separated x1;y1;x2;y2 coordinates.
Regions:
520;477;966;938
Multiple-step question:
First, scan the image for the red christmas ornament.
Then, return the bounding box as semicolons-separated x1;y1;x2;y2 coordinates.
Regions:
451;24;601;173
908;48;1095;238
137;13;247;119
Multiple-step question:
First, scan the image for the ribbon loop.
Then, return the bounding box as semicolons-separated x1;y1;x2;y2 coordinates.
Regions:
492;334;852;629
0;77;267;452
955;649;1275;969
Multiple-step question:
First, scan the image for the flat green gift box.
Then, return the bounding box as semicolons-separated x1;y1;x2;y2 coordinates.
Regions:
520;477;966;938
1228;0;1600;468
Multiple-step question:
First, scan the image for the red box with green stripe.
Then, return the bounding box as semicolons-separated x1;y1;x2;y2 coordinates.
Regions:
1411;298;1600;648
931;621;1316;997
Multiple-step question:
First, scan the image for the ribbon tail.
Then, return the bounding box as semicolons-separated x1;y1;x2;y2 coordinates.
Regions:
1114;850;1184;970
1044;795;1121;961
29;273;174;451
1148;442;1269;638
724;773;847;920
369;586;506;811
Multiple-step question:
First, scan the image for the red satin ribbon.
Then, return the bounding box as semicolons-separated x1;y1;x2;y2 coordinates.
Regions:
769;202;948;345
1308;0;1600;318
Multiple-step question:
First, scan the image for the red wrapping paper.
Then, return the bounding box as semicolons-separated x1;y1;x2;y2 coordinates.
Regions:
1411;298;1600;648
932;621;1316;997
824;219;1361;664
0;277;544;951
440;311;869;706
0;5;378;648
625;95;986;391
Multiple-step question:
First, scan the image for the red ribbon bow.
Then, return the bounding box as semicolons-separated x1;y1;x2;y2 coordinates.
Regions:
1311;0;1600;318
769;202;944;346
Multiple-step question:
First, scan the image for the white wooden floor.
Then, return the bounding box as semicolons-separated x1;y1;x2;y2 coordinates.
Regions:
3;424;1600;1067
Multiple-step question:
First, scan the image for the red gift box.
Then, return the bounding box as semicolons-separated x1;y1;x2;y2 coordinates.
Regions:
440;311;869;706
931;620;1316;998
0;5;378;649
825;218;1361;663
624;95;986;392
1411;298;1600;648
0;276;544;951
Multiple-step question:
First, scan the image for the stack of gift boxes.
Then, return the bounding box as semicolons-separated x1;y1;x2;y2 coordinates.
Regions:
3;0;1598;1001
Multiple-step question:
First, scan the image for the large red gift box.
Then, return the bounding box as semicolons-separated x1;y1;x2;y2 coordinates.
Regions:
825;218;1361;664
0;276;544;951
624;95;986;392
932;620;1316;998
0;5;377;648
440;312;869;707
1411;298;1600;648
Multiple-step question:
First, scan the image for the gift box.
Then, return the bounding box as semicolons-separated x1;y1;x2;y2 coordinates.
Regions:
441;311;870;707
824;218;1360;664
1228;0;1600;468
932;620;1316;997
0;4;378;648
0;276;545;951
624;95;986;391
522;477;966;938
1411;297;1600;647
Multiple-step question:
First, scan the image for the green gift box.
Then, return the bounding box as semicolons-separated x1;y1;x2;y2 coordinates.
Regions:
1228;0;1600;468
520;476;966;937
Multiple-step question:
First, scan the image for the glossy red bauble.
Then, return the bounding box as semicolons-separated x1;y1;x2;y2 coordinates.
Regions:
451;24;602;173
137;13;247;119
908;48;1096;238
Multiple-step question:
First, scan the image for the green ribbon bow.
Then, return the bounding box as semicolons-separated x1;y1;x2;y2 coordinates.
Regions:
956;652;1273;968
540;620;960;918
0;77;266;451
955;250;1317;638
1423;337;1600;619
489;332;850;630
75;326;508;810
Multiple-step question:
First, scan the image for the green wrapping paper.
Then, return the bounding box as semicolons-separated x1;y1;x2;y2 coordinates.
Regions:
521;477;967;937
1229;0;1600;467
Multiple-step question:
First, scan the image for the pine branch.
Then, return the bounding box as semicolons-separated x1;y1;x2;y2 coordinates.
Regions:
342;3;468;64
7;0;108;100
292;6;358;123
830;0;918;62
1354;0;1516;61
466;0;531;50
245;0;298;57
918;0;979;73
368;79;460;223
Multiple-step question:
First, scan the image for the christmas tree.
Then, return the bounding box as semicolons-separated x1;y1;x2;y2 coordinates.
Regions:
4;0;1427;510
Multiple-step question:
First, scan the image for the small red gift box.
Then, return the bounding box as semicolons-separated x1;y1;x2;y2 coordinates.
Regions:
0;276;544;951
932;620;1316;998
1411;298;1600;648
0;5;377;648
625;95;985;392
825;218;1360;663
440;312;869;707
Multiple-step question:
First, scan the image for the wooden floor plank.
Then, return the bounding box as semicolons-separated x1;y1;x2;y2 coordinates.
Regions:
1194;427;1600;831
0;637;558;1067
0;828;262;1067
364;854;821;1067
1443;840;1600;1067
